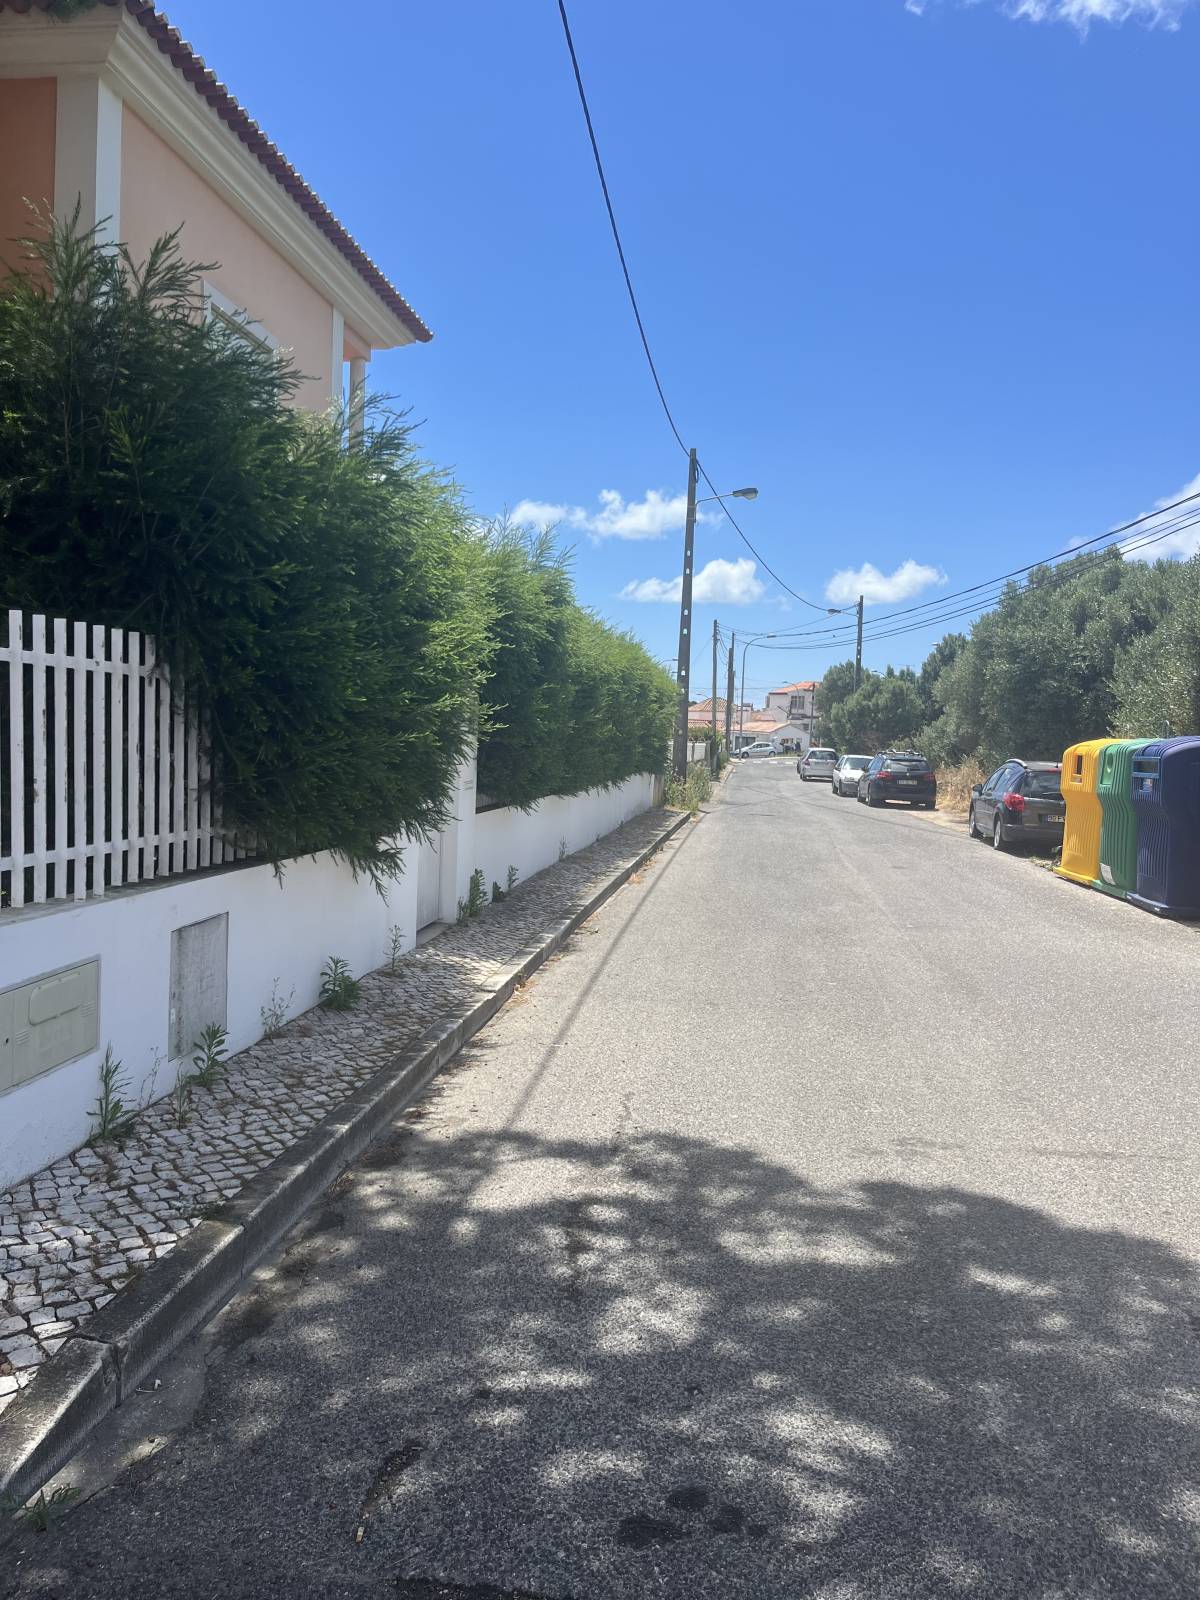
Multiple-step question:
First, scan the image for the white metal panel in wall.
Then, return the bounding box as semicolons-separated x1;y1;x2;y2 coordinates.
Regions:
416;836;441;929
169;913;228;1060
1;960;100;1094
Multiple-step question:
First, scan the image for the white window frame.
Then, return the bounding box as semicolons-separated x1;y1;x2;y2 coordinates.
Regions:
202;280;280;353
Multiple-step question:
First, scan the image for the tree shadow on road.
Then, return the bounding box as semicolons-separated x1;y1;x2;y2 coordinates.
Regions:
8;1123;1200;1600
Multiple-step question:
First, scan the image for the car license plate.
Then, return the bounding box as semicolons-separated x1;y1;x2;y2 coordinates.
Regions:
899;780;916;788
1042;811;1063;824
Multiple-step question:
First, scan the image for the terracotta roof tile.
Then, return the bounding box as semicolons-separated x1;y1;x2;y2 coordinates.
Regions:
3;0;432;343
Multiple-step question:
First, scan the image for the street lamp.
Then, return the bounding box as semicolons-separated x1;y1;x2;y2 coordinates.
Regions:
697;486;758;504
672;453;759;780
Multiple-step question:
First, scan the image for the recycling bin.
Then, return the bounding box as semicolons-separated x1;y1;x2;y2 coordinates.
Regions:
1127;736;1200;918
1055;738;1111;887
1094;739;1152;898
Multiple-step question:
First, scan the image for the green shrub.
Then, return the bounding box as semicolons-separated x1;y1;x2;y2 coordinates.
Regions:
0;216;491;879
476;524;675;807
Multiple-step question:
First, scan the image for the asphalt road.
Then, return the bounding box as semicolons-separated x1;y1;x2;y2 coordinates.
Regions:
6;761;1200;1599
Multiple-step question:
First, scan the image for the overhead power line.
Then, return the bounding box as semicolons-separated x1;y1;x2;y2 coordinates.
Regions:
748;489;1200;648
744;512;1200;657
555;0;836;615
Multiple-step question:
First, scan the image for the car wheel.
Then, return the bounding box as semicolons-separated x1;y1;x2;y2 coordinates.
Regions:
992;813;1006;851
868;787;882;808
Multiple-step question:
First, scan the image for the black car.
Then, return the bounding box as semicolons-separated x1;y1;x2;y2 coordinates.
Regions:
856;751;937;809
969;759;1064;850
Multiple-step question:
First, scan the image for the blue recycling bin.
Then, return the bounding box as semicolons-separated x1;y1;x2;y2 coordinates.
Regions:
1127;736;1200;919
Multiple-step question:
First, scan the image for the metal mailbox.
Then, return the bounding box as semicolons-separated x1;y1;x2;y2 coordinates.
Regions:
1127;736;1200;919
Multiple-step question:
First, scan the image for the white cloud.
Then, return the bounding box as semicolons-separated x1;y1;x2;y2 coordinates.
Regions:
825;559;947;606
510;488;711;542
1124;471;1200;562
621;557;767;605
906;0;1190;27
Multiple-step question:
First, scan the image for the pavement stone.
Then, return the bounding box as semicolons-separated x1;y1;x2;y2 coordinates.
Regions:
0;807;674;1416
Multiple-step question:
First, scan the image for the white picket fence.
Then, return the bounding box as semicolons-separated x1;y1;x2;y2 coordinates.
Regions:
1;610;253;910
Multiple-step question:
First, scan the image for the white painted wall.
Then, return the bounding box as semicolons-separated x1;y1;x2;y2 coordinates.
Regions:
473;775;655;900
0;765;659;1188
0;848;416;1190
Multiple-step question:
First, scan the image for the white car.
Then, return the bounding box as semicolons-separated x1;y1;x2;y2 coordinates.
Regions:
798;747;839;781
740;741;777;760
831;754;871;795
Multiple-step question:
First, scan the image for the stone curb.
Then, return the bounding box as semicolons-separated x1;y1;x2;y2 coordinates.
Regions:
0;808;694;1507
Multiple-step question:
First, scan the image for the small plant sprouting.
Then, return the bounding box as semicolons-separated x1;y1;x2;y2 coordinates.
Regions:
456;898;470;926
2;1484;80;1532
386;924;405;971
90;1046;138;1145
189;1023;228;1089
260;979;294;1039
319;956;361;1011
558;836;568;862
491;880;505;904
467;868;486;918
493;861;521;901
171;1067;192;1129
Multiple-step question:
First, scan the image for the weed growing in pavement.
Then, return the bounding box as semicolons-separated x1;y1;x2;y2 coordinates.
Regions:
558;836;568;861
171;1067;192;1128
189;1023;228;1089
89;1046;138;1144
685;763;713;810
467;868;486;918
507;864;518;893
455;898;470;927
137;1051;165;1111
1;1485;80;1532
260;979;294;1038
385;925;405;971
491;880;506;904
319;956;361;1011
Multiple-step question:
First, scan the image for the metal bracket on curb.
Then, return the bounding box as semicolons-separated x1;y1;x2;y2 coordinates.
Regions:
0;809;695;1507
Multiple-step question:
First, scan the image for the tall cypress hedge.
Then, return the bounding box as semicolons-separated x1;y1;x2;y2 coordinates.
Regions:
0;221;674;870
0;219;492;878
477;527;675;806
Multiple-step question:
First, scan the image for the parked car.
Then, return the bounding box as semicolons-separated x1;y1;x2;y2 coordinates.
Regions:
740;741;777;760
798;747;839;782
857;751;937;809
831;754;871;796
969;759;1064;850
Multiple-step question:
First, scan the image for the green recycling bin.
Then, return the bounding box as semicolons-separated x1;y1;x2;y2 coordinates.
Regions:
1094;738;1153;898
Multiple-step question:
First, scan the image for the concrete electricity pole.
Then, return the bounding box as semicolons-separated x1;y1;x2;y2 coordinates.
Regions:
854;594;864;691
672;449;699;780
711;618;719;773
725;634;735;756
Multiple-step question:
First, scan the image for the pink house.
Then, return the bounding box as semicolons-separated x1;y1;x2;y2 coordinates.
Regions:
0;0;431;411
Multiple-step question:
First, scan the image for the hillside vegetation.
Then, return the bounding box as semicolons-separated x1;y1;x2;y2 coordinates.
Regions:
816;550;1200;768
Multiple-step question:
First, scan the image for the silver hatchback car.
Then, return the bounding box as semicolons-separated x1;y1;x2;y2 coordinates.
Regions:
831;754;871;795
798;747;839;782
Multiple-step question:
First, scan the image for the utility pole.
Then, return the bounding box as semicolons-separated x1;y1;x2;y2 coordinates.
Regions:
725;634;735;757
854;594;864;691
710;618;719;774
672;448;699;780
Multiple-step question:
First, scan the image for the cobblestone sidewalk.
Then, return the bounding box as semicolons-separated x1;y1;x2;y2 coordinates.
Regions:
0;808;679;1415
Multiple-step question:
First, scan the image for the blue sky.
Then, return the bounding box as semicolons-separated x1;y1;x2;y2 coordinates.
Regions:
161;0;1198;703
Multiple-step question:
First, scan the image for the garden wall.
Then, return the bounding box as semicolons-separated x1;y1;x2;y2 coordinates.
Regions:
0;763;659;1188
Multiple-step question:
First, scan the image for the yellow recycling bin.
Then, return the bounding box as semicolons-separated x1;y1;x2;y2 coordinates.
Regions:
1055;738;1111;886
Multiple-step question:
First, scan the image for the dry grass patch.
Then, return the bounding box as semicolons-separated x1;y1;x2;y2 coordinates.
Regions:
937;759;987;815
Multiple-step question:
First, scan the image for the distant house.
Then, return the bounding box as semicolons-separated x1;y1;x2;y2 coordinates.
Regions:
766;681;818;722
0;0;430;414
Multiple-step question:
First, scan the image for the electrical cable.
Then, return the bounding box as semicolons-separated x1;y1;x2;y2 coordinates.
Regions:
555;0;837;613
